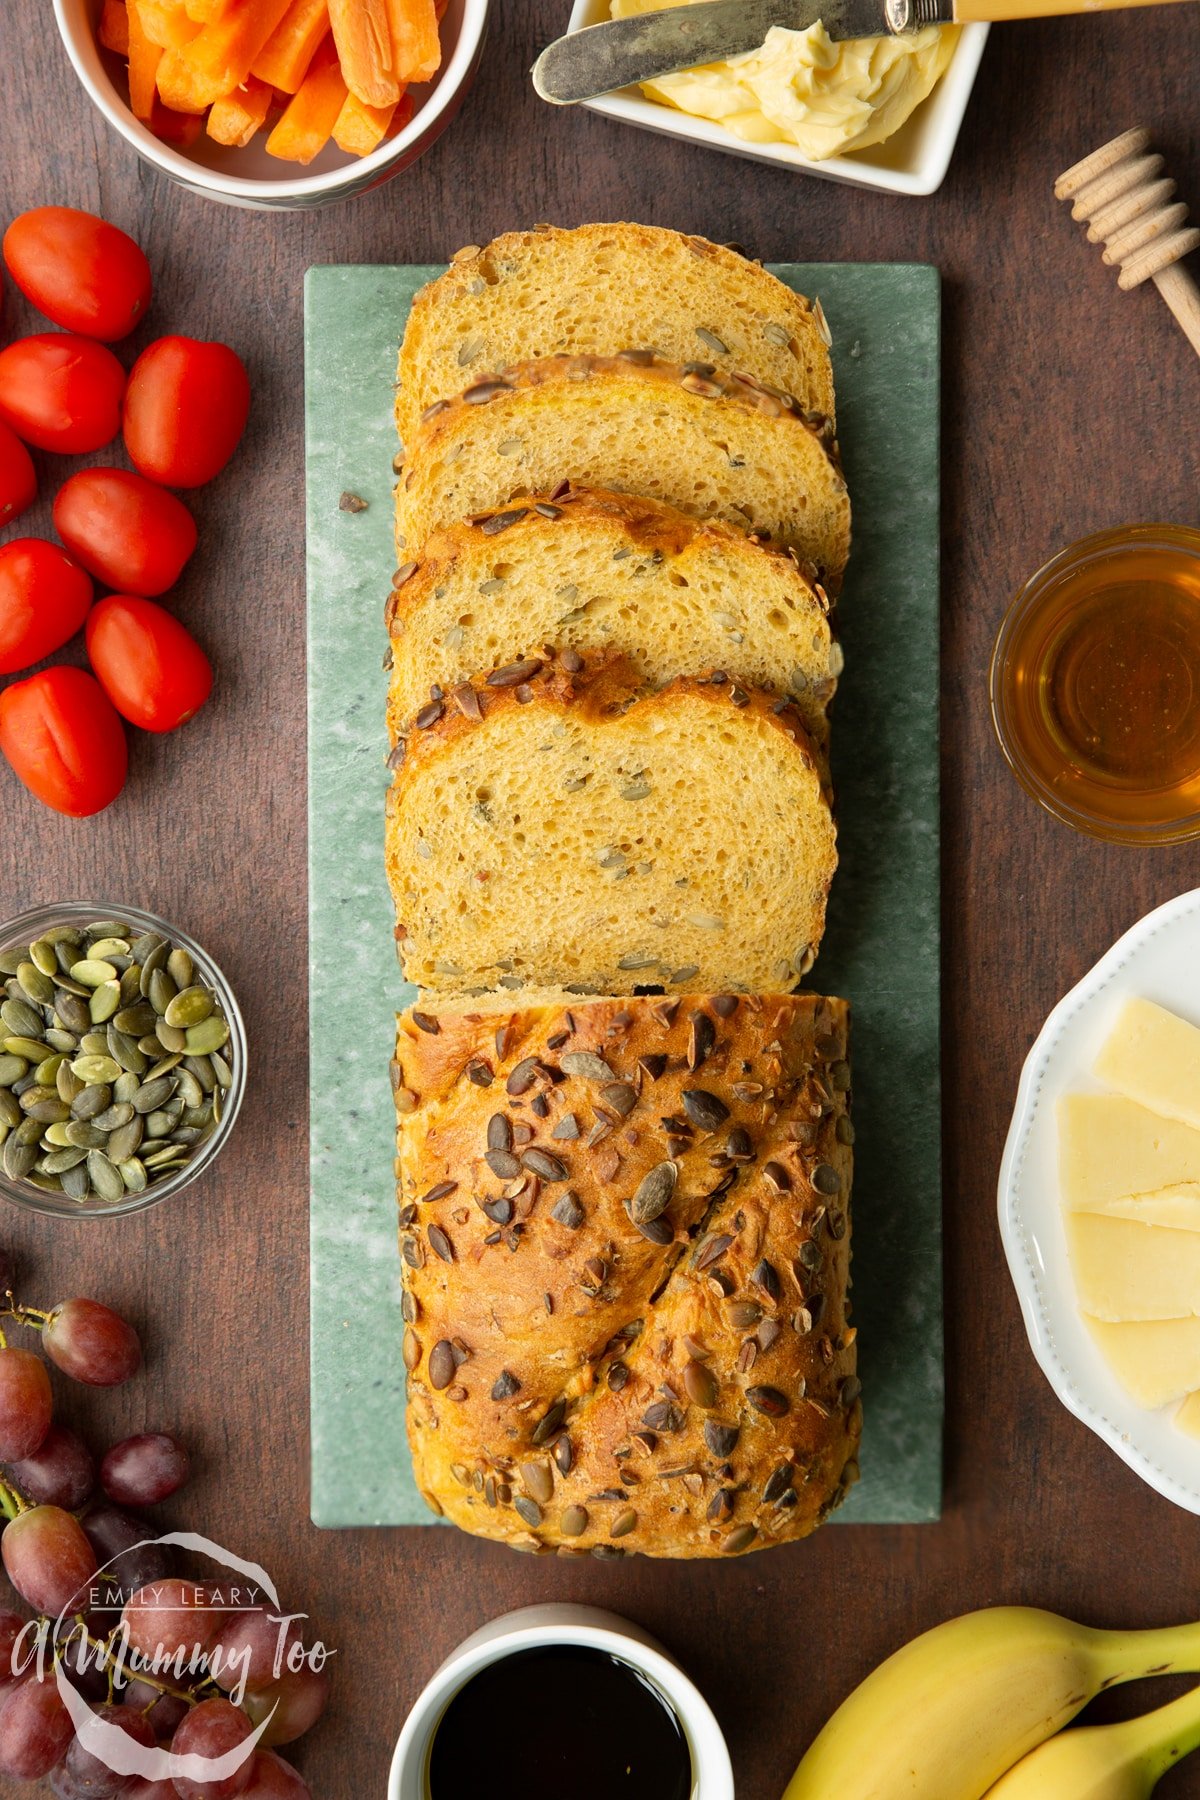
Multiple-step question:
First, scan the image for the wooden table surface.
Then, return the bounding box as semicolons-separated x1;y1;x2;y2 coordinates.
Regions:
3;4;1200;1795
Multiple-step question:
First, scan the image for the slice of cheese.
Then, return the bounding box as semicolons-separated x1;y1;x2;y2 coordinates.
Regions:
1086;1315;1200;1409
1174;1391;1200;1439
1073;1183;1200;1233
1059;1094;1200;1209
1066;1213;1200;1320
1094;996;1200;1132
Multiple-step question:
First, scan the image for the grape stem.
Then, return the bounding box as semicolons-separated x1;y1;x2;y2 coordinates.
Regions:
0;1476;27;1519
64;1616;201;1709
0;1302;51;1331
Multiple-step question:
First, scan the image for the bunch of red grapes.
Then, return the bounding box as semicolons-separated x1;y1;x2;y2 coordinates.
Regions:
0;1251;328;1797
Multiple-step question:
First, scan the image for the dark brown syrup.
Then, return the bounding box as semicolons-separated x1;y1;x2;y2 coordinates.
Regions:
426;1646;693;1799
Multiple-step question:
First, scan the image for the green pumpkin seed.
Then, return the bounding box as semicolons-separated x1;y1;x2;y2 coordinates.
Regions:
79;1033;110;1057
119;1157;148;1193
142;1144;186;1170
29;939;59;978
43;1123;74;1147
170;1126;204;1146
71;1084;112;1121
13;1118;40;1146
118;966;142;1007
148;968;177;1016
136;1034;161;1056
87;938;130;960
182;1103;212;1131
107;1118;143;1164
5;1038;48;1064
60;1162;90;1201
70;959;117;988
56;1064;84;1105
211;1086;223;1126
33;1054;65;1086
66;1120;108;1150
26;1172;62;1193
86;1150;124;1202
114;1072;140;1104
42;1148;88;1175
54;991;91;1035
44;1030;78;1055
107;1027;147;1075
2;1136;36;1180
130;932;164;964
175;1068;204;1110
143;1055;182;1083
2;999;45;1039
164;986;213;1029
183;1055;215;1093
89;982;121;1024
209;1051;233;1088
155;1020;187;1053
22;1096;69;1125
0;1055;28;1087
166;948;193;989
0;1091;20;1130
0;950;24;977
71;1055;122;1085
144;1109;175;1139
17;963;55;1007
114;1003;156;1037
184;1016;229;1056
132;1077;174;1115
92;1102;133;1132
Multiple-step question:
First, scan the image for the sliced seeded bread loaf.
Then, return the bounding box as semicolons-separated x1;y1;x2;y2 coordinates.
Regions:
395;354;851;593
385;486;840;750
395;991;859;1556
396;223;835;449
385;652;837;999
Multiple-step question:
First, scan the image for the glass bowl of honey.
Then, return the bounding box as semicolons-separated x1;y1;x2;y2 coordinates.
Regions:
990;524;1200;844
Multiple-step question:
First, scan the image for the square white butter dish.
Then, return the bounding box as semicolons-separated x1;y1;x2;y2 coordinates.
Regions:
562;0;988;196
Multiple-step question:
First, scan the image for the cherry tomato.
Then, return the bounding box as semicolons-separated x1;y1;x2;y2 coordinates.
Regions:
2;208;152;343
53;467;197;597
0;423;36;528
86;596;212;732
0;335;125;454
123;336;251;489
0;666;127;817
0;540;94;675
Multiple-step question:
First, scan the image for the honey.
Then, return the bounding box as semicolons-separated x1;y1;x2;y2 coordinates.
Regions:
991;525;1200;842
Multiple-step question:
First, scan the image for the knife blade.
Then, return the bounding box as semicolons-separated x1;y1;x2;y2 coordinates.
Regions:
532;0;920;104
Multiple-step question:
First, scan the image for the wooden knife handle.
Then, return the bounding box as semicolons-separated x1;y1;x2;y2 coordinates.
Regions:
953;0;1187;22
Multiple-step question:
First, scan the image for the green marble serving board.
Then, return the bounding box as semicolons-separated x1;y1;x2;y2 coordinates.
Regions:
305;263;942;1528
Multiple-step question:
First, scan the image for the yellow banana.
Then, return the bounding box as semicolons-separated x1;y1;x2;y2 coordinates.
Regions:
984;1681;1200;1798
783;1608;1200;1800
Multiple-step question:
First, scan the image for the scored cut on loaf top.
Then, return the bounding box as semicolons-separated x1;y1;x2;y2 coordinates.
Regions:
395;991;858;1557
385;485;841;750
395;354;851;592
385;651;837;1000
396;222;836;449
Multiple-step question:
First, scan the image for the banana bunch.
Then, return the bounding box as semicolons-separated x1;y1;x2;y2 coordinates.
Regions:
783;1607;1200;1800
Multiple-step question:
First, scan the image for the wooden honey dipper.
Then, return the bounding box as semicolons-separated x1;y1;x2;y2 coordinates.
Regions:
1055;127;1200;357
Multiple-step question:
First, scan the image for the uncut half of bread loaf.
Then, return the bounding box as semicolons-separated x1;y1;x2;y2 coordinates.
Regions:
385;486;840;749
395;222;836;448
385;652;837;999
394;991;859;1556
395;354;851;593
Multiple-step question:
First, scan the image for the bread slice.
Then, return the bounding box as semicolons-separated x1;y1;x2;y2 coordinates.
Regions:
385;651;836;998
396;223;835;448
396;354;850;591
385;486;840;749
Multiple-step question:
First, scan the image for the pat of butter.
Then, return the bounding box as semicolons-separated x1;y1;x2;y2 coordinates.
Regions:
1175;1390;1200;1438
1058;1094;1200;1210
1071;1184;1200;1234
1066;1213;1200;1321
1094;997;1200;1132
1085;1315;1200;1410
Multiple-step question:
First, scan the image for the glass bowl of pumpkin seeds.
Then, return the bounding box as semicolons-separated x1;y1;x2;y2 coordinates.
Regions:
0;904;246;1219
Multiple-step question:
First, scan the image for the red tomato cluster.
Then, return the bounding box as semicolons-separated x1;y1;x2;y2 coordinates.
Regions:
0;206;250;817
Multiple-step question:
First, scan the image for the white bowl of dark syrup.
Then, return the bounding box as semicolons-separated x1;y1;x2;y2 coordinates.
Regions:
389;1604;733;1800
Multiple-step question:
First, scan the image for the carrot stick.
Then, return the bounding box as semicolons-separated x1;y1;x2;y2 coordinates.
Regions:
135;0;201;49
252;0;328;91
154;46;210;111
126;0;163;120
184;0;231;20
99;0;131;53
149;95;205;143
384;0;440;87
332;85;405;155
176;0;294;107
207;73;274;143
265;35;347;162
328;0;397;107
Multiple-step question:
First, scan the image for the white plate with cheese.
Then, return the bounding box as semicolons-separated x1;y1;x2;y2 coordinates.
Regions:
999;886;1200;1514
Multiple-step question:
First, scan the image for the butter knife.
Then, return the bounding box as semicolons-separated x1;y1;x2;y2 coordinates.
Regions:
533;0;1189;104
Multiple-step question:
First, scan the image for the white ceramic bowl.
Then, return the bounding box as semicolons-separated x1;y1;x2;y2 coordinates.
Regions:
52;0;490;209
998;886;1200;1515
561;0;987;196
388;1604;734;1800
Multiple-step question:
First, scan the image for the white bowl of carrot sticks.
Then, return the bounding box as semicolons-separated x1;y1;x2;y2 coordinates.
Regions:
53;0;490;208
